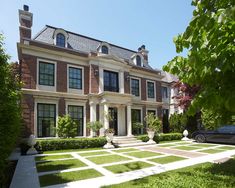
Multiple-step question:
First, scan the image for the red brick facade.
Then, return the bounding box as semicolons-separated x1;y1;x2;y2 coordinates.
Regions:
90;64;99;93
141;78;147;100
57;61;67;92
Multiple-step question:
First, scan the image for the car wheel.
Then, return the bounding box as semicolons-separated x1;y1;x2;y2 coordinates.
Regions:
195;134;206;143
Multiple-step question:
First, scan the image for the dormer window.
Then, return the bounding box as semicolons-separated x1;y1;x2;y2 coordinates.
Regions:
101;45;109;54
136;55;141;66
56;33;65;47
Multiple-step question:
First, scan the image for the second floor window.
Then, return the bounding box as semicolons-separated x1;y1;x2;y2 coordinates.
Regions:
162;87;168;98
136;55;141;66
131;78;140;97
101;45;109;54
104;70;119;92
69;67;82;89
56;33;65;47
39;62;54;86
147;81;155;98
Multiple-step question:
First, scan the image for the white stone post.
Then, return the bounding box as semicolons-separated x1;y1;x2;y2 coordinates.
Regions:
89;101;97;137
104;103;109;130
119;71;124;94
127;104;133;136
99;104;105;136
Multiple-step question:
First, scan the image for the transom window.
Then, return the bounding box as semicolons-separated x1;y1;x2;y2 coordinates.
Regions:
37;103;56;137
131;78;140;97
136;55;141;66
69;67;82;89
104;70;119;92
101;45;109;54
162;87;168;98
39;62;55;86
56;33;66;47
68;105;83;136
147;81;155;98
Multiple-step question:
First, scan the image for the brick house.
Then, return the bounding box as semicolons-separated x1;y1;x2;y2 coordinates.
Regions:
18;5;177;138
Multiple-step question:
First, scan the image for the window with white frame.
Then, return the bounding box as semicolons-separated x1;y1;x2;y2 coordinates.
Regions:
69;67;82;89
131;78;140;97
162;86;168;98
101;45;109;54
39;62;55;86
56;33;66;47
68;105;83;136
147;81;155;98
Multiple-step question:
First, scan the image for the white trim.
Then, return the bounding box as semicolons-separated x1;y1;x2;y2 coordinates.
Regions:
65;100;87;137
130;76;141;100
37;58;57;92
97;42;111;55
67;64;84;95
34;98;59;138
131;53;144;67
146;80;156;102
131;106;143;123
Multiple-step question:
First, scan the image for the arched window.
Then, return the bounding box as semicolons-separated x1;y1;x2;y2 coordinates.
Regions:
136;55;141;66
56;33;65;47
101;45;109;54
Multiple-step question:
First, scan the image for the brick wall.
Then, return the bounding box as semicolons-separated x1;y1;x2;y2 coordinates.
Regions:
57;61;67;92
90;64;99;93
156;81;162;102
20;54;37;89
84;66;90;94
124;72;130;94
58;98;66;116
21;94;34;137
141;78;146;100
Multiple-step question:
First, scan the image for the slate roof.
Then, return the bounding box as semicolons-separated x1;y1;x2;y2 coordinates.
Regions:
34;25;153;69
161;71;178;83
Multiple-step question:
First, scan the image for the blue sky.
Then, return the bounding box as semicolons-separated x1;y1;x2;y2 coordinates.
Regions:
0;0;194;69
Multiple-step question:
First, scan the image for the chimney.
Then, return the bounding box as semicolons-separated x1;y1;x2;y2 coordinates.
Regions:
19;5;33;42
138;45;149;62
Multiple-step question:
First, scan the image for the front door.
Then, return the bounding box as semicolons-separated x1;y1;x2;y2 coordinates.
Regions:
109;107;118;135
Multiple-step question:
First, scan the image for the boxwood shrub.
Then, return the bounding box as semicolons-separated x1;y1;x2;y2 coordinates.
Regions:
35;137;107;151
137;133;182;143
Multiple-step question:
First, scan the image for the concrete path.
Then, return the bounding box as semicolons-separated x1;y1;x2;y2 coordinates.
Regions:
10;141;235;188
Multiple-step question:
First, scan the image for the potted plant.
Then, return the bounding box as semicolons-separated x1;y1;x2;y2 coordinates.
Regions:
103;128;115;149
132;122;144;135
145;113;161;144
87;121;103;137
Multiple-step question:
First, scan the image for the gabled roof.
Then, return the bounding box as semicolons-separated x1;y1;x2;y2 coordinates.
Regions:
161;71;178;83
33;25;153;70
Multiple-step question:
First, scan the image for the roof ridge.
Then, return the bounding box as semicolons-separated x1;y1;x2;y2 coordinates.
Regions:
45;25;138;53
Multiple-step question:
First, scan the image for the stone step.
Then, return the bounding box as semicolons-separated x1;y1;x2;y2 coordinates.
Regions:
113;139;143;144
113;137;138;142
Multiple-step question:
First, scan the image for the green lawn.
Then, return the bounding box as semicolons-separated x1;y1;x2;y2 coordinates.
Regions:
35;154;73;161
103;157;235;188
173;146;202;151
149;156;186;164
36;159;87;172
216;146;235;150
43;148;102;154
104;161;153;174
113;148;139;153
190;143;216;148
125;151;162;158
39;169;103;187
199;149;225;154
87;154;131;164
79;151;110;157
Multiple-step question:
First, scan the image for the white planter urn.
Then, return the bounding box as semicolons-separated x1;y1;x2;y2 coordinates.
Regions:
182;129;190;141
27;134;38;155
103;133;115;149
147;131;156;144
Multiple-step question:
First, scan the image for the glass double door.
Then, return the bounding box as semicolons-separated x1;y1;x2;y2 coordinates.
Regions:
108;107;118;135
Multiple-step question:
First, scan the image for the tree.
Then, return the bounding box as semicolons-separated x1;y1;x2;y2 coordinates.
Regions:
57;115;78;138
0;34;21;186
164;0;235;125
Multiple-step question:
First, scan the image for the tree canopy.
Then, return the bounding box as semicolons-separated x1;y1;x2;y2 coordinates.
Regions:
163;0;235;124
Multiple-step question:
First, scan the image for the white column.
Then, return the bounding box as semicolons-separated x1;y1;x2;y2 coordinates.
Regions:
104;103;109;130
127;104;132;136
119;71;124;94
99;104;105;136
89;102;97;137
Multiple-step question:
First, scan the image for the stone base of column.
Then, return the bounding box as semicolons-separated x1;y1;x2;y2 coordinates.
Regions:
103;143;115;149
27;147;38;155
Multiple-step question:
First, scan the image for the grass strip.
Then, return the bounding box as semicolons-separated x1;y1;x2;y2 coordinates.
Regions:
39;169;103;187
113;148;139;153
79;151;110;157
35;154;73;162
87;154;131;164
149;156;186;164
43;148;102;154
125;151;162;158
216;146;235;150
104;161;153;174
36;159;87;172
199;149;226;154
173;146;202;151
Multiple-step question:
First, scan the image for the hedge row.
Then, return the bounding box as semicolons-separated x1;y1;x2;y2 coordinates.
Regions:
137;133;182;143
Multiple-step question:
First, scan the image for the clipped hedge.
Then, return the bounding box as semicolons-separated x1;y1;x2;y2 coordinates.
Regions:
35;137;106;151
137;133;182;143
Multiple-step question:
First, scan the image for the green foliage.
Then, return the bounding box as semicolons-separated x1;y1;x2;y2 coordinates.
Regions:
201;108;220;130
169;113;187;133
137;133;182;143
132;122;144;135
35;137;106;151
57;115;78;138
0;34;21;186
163;0;235;124
145;113;161;132
87;121;103;132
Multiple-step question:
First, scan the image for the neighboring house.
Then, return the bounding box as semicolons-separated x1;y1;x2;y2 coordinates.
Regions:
18;5;177;138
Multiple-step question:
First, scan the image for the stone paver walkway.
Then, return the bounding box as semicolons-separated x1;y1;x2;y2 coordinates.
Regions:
10;141;235;188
